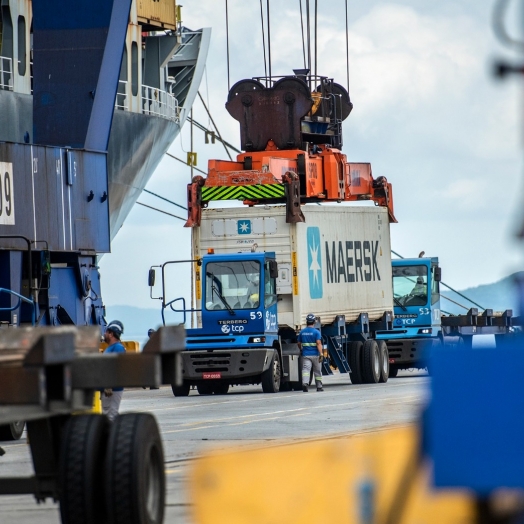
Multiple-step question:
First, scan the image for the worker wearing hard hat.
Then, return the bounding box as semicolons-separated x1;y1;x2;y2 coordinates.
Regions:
102;320;126;420
297;313;324;392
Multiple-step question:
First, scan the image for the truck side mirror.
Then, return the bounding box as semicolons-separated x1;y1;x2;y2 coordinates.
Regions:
434;267;442;282
269;260;278;279
148;268;156;287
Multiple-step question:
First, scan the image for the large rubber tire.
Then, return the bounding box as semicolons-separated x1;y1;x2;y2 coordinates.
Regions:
377;340;389;383
362;340;381;384
213;383;229;395
261;351;281;393
349;341;363;384
59;415;110;524
171;382;190;397
0;421;25;441
105;413;165;524
197;383;214;395
389;366;399;378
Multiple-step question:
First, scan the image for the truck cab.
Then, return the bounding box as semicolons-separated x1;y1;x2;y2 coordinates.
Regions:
158;251;302;395
188;251;278;339
376;257;441;373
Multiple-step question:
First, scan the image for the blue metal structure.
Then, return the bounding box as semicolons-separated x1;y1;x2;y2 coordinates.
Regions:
425;337;524;493
0;0;132;329
32;0;132;149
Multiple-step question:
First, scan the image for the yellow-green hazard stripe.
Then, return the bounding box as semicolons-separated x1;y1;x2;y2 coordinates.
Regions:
202;184;285;202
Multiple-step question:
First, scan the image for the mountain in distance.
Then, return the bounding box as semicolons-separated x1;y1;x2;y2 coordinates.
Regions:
441;272;522;316
106;272;523;347
104;304;184;348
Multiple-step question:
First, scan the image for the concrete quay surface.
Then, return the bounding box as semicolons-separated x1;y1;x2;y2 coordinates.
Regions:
0;370;428;524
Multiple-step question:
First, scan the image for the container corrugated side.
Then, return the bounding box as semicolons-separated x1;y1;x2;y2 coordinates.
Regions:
293;206;392;326
193;205;393;329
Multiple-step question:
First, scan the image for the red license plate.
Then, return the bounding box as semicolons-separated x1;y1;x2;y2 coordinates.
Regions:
203;372;221;379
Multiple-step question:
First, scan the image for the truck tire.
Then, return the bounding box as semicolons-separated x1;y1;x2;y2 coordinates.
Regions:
377;341;389;383
171;382;190;397
362;340;381;383
105;413;165;524
261;351;281;393
349;341;363;385
59;414;109;524
213;383;229;395
197;383;214;395
389;366;399;378
0;421;25;441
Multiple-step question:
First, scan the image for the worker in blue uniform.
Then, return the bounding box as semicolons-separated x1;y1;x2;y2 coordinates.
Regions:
297;314;323;392
102;320;126;420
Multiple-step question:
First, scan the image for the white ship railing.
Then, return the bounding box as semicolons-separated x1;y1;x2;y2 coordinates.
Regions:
0;57;13;91
115;80;129;110
141;84;180;122
114;80;180;122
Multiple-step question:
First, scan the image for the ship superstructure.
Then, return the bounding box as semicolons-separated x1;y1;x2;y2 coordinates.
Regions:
0;0;210;238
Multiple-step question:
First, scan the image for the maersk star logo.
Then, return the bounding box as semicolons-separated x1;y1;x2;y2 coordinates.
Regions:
309;240;321;287
237;220;251;235
307;227;323;299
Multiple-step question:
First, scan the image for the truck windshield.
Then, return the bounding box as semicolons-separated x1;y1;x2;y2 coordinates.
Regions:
205;261;261;311
392;265;428;307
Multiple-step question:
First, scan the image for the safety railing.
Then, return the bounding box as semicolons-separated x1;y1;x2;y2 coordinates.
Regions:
0;288;36;326
113;81;180;122
0;56;13;91
141;84;180;122
115;79;128;110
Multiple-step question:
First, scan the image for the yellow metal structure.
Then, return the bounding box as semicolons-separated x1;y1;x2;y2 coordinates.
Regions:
137;0;177;30
189;425;475;524
92;392;102;414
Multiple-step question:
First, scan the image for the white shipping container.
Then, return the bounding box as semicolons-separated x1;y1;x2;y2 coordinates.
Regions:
192;205;393;330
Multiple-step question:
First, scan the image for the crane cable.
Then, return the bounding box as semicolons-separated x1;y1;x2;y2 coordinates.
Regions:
306;0;311;87
345;0;350;93
314;0;318;83
266;0;272;82
299;0;306;69
225;0;231;90
260;0;268;80
135;202;186;222
197;91;235;160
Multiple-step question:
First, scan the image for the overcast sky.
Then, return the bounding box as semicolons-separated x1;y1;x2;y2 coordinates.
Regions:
100;0;524;317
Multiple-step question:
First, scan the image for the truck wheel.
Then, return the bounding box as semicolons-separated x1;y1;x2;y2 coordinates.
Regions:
213;383;229;395
105;413;165;524
378;341;389;383
0;421;25;441
171;382;190;397
362;340;381;383
59;414;109;524
349;341;363;384
262;351;281;393
389;366;399;378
